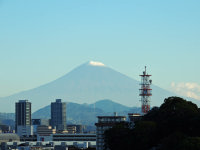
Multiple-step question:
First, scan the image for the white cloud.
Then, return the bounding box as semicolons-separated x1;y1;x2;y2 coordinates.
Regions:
171;82;200;100
89;61;105;67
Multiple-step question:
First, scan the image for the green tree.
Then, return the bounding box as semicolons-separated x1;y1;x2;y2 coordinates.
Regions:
104;122;133;150
144;97;200;137
104;97;200;150
133;121;157;149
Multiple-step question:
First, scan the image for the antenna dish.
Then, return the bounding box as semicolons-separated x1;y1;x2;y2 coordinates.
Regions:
149;80;152;84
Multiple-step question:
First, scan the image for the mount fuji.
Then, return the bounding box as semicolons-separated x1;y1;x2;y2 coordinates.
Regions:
0;61;199;112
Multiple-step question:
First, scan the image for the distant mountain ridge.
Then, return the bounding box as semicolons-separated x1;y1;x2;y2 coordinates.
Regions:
0;99;140;126
0;61;199;112
32;99;140;126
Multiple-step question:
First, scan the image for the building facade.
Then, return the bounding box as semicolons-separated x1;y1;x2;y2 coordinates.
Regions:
95;115;126;150
128;113;142;123
37;125;56;141
32;119;50;135
51;99;66;131
15;100;33;136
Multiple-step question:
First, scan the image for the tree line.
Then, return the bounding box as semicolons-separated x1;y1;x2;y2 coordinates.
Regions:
104;97;200;150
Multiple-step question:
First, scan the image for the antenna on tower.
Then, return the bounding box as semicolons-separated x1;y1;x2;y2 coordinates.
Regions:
139;66;152;114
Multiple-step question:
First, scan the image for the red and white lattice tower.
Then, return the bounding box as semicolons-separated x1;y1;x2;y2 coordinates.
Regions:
139;66;152;114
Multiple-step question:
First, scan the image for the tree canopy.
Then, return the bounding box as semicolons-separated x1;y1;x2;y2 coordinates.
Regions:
104;97;200;150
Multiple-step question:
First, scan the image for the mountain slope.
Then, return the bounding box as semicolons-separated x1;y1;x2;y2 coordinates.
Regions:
89;99;132;113
32;102;107;125
0;61;199;112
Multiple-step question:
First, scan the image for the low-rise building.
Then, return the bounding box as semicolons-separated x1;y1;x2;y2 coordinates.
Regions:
37;125;56;141
67;126;76;134
0;133;20;142
1;141;96;150
17;125;33;137
53;133;96;142
128;113;142;128
95;115;126;150
32;119;50;135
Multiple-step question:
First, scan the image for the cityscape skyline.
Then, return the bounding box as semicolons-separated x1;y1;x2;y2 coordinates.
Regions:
0;1;199;149
0;0;200;101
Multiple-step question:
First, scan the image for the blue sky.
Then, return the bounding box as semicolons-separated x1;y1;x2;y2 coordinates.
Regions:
0;0;200;99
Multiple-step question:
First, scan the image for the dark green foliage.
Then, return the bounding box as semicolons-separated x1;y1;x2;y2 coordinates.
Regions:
133;121;157;149
181;137;200;150
160;133;200;150
104;97;200;150
104;122;134;150
144;97;200;138
159;132;186;150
